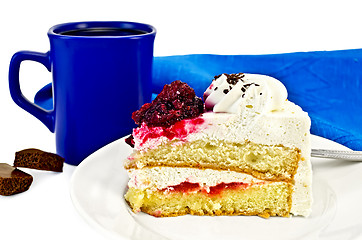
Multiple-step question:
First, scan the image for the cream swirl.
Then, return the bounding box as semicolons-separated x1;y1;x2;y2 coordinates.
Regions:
204;73;288;114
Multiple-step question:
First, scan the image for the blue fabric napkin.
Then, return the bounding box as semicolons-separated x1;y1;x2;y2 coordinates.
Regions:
152;50;362;151
35;49;362;150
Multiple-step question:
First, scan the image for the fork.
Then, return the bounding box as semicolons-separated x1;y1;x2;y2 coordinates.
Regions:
311;149;362;161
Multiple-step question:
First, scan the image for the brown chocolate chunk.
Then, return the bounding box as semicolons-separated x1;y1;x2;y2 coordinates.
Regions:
14;149;64;172
0;163;33;196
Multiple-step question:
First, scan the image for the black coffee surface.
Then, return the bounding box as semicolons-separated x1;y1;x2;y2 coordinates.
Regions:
60;27;147;36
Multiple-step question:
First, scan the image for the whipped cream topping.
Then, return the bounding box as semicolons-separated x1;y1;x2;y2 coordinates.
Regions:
204;73;288;114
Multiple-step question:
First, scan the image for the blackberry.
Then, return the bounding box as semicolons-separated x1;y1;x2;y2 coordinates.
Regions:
132;80;204;127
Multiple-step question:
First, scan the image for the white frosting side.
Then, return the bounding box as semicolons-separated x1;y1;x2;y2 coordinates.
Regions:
292;148;313;216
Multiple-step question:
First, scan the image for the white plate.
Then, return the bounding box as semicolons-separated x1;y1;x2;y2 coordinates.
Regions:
70;135;362;240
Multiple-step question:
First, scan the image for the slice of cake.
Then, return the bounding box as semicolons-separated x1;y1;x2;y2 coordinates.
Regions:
124;73;312;218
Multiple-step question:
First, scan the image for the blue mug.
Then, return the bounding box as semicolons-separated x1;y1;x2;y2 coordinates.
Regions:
9;21;156;165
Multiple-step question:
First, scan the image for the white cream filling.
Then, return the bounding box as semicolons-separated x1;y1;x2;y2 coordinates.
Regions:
127;167;265;191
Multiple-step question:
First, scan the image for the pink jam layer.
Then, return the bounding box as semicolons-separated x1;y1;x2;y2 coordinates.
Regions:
132;117;206;151
160;181;255;196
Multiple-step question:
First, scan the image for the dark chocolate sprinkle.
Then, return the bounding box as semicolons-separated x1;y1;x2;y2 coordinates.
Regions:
214;87;218;91
223;89;229;94
243;82;261;89
241;87;246;92
213;73;245;85
242;94;245;98
213;74;222;81
226;73;245;85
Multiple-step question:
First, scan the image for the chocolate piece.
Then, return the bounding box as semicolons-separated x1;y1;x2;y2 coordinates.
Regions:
0;163;33;196
125;135;135;148
14;149;64;172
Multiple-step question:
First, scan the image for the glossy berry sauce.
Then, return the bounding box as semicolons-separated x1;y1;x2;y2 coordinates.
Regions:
162;181;251;196
133;117;205;147
165;182;200;193
208;182;249;195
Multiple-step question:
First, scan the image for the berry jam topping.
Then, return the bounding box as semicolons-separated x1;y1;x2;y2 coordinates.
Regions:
132;80;204;128
136;117;205;145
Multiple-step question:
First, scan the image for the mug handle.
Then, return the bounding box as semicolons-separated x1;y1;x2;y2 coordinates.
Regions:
9;51;55;133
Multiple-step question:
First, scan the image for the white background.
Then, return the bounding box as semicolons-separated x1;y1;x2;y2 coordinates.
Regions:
0;1;362;239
